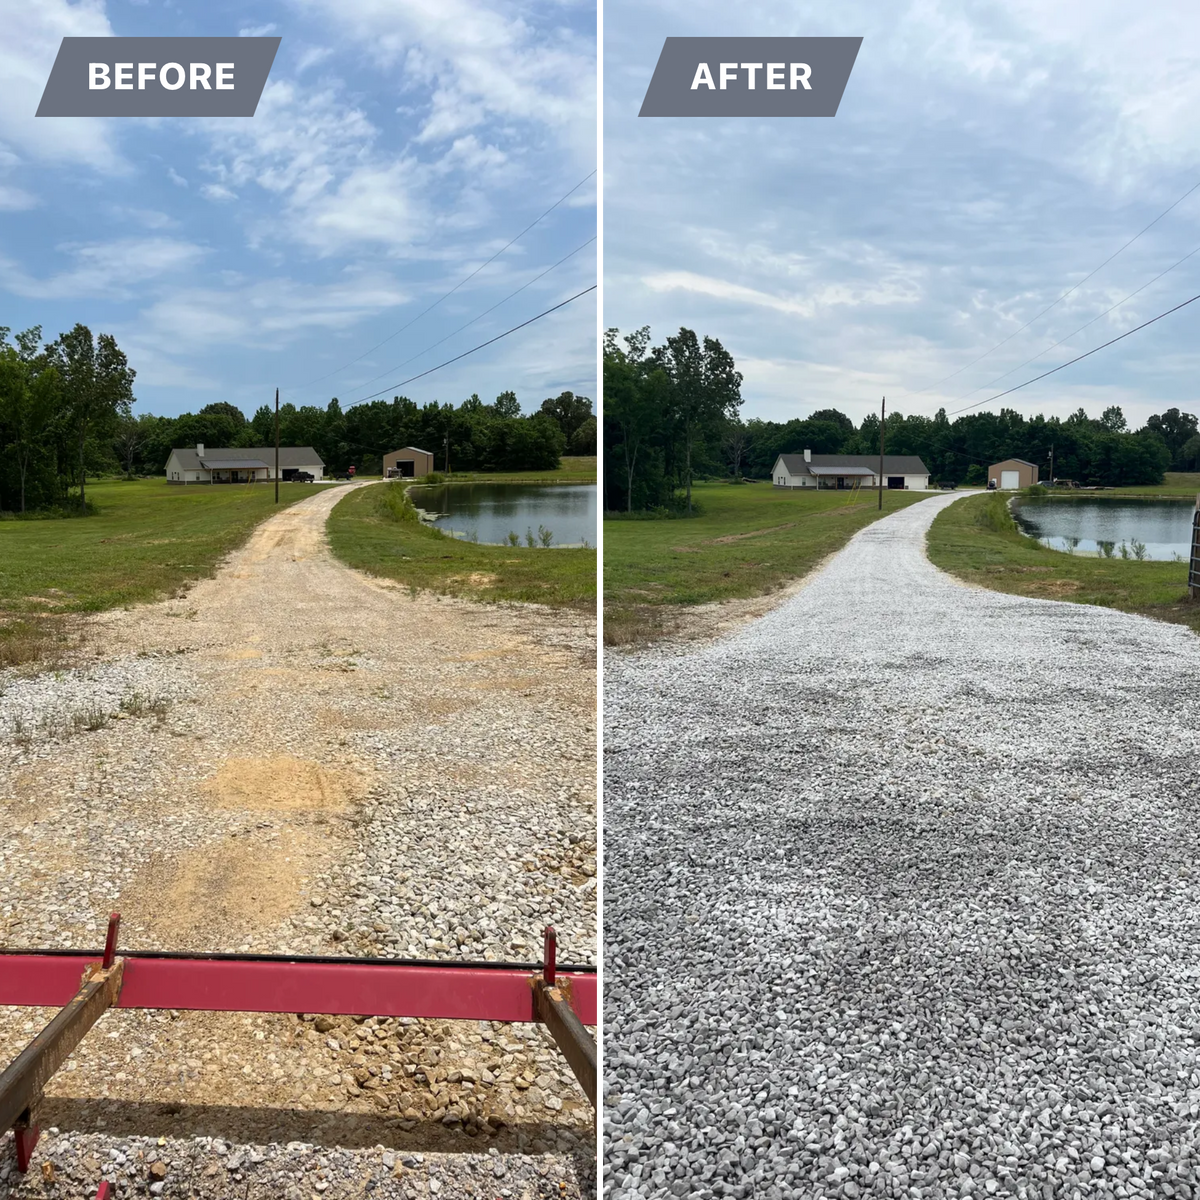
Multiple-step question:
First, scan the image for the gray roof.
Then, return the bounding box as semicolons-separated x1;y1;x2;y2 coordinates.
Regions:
389;446;433;457
991;458;1037;467
169;446;324;469
777;453;930;475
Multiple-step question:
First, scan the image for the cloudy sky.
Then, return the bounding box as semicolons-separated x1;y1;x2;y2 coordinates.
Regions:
605;0;1200;429
0;0;595;419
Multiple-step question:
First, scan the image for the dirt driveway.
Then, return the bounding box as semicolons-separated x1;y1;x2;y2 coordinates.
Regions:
0;484;596;1186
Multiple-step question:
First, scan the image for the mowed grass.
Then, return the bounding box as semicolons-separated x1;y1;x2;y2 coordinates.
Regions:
926;490;1200;634
326;482;596;609
604;481;930;645
0;477;329;667
1108;472;1200;497
439;456;597;484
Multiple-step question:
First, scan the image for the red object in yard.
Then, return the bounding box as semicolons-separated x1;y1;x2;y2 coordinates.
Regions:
0;951;597;1026
95;1183;112;1199
348;465;356;476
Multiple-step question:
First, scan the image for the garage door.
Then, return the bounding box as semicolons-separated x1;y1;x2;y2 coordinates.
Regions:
1001;470;1020;489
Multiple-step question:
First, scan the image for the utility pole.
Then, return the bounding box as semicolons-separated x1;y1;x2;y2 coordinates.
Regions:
1049;443;1054;488
878;396;886;510
444;430;450;475
274;387;280;504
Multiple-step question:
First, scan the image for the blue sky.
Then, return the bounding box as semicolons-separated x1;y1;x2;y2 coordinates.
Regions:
605;0;1200;429
0;0;596;419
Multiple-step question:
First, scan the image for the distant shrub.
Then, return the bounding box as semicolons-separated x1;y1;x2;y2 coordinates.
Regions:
375;482;419;524
1022;484;1049;498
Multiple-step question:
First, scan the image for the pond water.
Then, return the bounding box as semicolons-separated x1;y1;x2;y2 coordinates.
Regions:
1012;496;1194;560
410;482;597;547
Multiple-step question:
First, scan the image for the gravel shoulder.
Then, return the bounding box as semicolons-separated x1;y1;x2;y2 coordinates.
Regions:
0;485;596;1190
605;491;1200;1199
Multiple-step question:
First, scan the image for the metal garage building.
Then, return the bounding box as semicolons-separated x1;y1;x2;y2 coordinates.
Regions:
988;458;1039;489
383;447;435;478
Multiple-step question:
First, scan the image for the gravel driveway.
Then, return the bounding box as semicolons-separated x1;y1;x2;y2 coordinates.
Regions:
604;492;1200;1200
0;484;595;1193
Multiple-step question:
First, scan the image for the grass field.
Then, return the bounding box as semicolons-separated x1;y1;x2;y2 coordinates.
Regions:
926;490;1200;634
604;481;930;645
1106;472;1200;497
0;477;330;667
327;481;596;609
435;456;596;485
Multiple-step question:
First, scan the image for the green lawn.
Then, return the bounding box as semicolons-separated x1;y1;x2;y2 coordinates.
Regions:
0;477;330;667
603;481;930;645
1106;472;1200;497
327;482;596;609
926;490;1200;634
434;456;596;485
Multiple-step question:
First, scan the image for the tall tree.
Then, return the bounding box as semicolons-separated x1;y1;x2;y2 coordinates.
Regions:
49;324;135;510
0;327;58;513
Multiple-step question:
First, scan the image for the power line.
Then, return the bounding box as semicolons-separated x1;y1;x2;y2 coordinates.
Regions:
945;289;1200;417
347;285;597;407
946;239;1200;408
343;236;595;402
290;169;597;394
901;175;1200;399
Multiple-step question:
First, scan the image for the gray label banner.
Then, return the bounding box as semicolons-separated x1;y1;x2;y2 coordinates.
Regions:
36;37;281;117
639;37;861;117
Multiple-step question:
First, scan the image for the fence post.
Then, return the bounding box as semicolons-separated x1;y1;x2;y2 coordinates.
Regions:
1191;495;1200;600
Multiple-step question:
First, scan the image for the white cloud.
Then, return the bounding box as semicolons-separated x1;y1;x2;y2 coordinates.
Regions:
0;0;124;172
130;272;411;356
288;0;594;156
167;167;188;187
201;183;238;202
0;184;37;211
0;237;207;300
238;23;279;37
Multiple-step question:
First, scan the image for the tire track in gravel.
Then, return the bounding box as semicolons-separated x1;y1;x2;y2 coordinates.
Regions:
0;483;597;1183
605;491;1200;1200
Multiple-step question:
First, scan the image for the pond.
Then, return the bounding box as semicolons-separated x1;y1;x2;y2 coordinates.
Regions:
410;482;597;547
1012;496;1195;560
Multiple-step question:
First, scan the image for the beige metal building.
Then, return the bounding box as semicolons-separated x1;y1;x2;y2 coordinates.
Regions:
382;446;435;478
988;459;1039;489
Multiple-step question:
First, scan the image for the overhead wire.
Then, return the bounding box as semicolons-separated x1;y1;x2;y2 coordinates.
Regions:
288;169;597;394
347;285;597;407
342;235;596;403
898;175;1200;399
944;289;1200;417
943;240;1200;408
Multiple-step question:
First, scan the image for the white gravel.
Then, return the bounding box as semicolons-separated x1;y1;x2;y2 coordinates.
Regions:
604;492;1200;1200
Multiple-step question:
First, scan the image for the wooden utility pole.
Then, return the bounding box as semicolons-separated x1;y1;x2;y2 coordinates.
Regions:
1049;444;1054;488
274;388;280;504
878;396;886;510
444;430;451;475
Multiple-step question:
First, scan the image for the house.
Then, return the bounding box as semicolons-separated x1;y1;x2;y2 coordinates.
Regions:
771;449;930;490
988;458;1038;489
164;444;325;484
382;446;435;478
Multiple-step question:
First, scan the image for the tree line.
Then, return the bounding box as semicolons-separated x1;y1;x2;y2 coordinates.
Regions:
0;323;596;514
604;324;1192;510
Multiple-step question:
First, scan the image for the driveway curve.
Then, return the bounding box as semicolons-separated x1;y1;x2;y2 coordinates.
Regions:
604;491;1200;1200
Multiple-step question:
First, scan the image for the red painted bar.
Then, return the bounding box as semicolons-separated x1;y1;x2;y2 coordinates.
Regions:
0;955;597;1026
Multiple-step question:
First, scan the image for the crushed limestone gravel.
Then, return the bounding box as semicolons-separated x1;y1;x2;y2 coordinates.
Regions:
604;492;1200;1200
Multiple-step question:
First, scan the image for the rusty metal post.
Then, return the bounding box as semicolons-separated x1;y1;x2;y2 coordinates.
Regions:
1;916;124;1172
531;925;595;1109
1191;495;1200;600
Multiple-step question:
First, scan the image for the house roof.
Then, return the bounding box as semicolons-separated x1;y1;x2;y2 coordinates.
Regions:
990;458;1037;467
776;453;930;475
169;446;324;469
388;446;433;457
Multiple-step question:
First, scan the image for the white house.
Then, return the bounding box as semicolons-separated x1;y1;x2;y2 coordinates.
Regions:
771;450;930;491
164;444;325;484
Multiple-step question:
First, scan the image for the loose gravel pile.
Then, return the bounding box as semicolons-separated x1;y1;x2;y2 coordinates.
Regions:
605;493;1200;1200
0;486;596;1189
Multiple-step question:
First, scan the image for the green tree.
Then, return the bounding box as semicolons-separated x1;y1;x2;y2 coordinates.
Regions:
48;324;135;510
494;390;521;419
0;326;58;513
540;390;593;442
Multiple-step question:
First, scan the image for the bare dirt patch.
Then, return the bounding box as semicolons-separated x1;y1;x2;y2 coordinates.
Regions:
118;826;325;947
708;522;796;544
203;756;363;812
